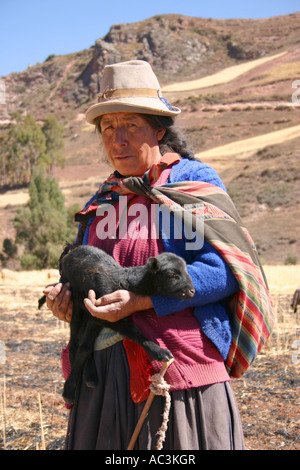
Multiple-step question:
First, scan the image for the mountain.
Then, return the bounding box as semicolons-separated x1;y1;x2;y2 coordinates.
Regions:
0;12;300;265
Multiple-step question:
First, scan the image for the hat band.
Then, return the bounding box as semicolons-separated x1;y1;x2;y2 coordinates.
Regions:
98;88;159;102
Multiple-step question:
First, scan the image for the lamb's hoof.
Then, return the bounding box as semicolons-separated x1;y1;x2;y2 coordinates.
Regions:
62;393;74;405
161;349;174;362
85;380;98;389
153;348;174;363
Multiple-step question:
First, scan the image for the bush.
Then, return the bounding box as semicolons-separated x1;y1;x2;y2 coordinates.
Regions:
257;183;290;208
0;238;18;268
2;238;17;258
20;253;44;270
284;254;298;265
14;169;79;270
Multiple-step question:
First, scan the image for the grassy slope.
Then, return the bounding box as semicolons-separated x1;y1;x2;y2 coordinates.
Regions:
0;13;300;265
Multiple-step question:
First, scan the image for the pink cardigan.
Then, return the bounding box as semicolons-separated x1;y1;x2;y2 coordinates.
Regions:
86;165;230;403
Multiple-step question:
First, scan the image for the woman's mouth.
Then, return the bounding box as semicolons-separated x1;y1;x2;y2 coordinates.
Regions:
114;155;135;161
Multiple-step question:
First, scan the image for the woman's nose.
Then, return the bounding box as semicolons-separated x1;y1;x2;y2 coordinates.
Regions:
113;127;128;147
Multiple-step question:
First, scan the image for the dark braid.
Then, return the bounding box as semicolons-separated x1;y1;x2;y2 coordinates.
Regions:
141;114;195;160
93;114;195;160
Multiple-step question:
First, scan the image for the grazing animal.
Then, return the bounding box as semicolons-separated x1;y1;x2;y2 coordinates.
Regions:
43;245;195;404
291;289;300;313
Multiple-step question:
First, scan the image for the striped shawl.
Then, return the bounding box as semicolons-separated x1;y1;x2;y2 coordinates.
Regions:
76;160;274;379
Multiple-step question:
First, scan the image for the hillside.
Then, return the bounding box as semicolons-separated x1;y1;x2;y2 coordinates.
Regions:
0;12;300;265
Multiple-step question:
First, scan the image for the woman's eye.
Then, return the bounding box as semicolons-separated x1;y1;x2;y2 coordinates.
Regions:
101;126;113;133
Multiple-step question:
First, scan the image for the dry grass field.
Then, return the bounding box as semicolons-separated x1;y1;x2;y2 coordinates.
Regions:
0;12;299;452
0;265;299;451
232;265;300;450
162;52;287;92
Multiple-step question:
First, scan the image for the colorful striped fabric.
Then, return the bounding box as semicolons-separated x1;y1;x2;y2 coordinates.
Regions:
76;156;274;378
123;177;275;378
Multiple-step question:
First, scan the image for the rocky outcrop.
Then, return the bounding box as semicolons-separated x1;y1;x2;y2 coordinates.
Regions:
226;40;265;61
77;39;122;99
0;12;299;122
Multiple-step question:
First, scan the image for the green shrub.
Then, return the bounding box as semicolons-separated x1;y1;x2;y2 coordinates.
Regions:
256;183;290;208
14;169;79;270
20;253;44;270
284;254;298;265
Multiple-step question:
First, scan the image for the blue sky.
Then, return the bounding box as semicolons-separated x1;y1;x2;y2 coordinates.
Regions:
0;0;299;77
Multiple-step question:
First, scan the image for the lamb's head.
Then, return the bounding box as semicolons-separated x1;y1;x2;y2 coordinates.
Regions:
147;252;195;300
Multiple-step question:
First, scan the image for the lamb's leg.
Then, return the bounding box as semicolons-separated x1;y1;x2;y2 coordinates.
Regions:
68;298;83;367
63;321;99;404
111;320;173;362
83;355;98;388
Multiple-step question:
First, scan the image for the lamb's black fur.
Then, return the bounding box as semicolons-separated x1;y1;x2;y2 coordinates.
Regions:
41;245;195;404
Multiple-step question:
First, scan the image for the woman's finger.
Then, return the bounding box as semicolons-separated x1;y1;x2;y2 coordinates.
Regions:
87;289;97;303
44;283;63;309
44;282;72;322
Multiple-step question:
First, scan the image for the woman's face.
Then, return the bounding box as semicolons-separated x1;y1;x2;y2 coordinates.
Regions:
100;112;165;176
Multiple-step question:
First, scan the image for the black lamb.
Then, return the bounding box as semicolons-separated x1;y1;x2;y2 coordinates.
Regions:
42;245;195;404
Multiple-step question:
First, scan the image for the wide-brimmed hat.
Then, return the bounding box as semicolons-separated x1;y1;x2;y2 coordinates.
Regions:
85;60;181;124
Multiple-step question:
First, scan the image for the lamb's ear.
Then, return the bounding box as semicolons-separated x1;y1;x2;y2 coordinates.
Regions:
147;257;161;273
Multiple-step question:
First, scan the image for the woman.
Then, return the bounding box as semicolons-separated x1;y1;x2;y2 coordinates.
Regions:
44;60;273;450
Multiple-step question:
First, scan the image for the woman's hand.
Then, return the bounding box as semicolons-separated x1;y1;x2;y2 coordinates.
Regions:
84;289;153;322
43;282;73;323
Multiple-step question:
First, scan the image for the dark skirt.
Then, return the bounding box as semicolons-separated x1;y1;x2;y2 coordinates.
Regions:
65;342;244;450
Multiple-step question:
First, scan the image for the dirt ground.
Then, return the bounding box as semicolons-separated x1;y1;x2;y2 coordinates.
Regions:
0;275;299;451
